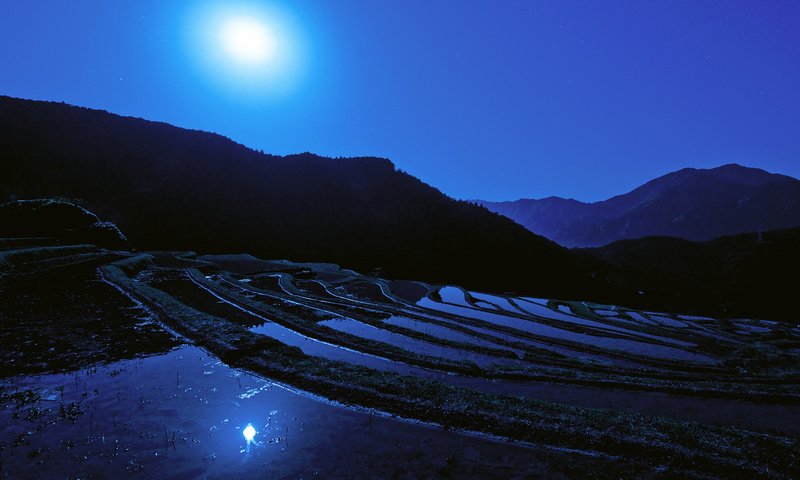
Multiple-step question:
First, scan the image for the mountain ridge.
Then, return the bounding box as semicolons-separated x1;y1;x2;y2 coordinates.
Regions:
0;94;623;301
477;164;800;247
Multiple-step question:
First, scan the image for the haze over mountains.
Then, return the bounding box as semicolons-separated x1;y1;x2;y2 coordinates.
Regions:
478;164;800;248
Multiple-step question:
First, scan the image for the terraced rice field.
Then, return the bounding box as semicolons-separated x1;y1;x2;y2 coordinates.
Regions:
2;245;799;478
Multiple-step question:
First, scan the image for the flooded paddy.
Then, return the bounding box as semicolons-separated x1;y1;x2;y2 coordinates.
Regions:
319;318;520;368
451;323;649;368
3;247;800;478
382;315;520;354
2;346;608;479
510;299;697;347
415;297;714;363
645;314;690;328
468;291;522;312
249;321;431;374
436;286;472;307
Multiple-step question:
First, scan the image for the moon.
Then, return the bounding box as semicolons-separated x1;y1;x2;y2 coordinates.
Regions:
184;2;308;99
219;16;276;66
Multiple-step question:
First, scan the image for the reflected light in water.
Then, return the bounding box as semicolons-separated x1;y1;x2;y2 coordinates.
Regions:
243;423;257;443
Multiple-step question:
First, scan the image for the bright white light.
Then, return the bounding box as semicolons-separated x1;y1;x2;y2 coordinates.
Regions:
219;17;276;66
183;2;308;100
243;423;256;442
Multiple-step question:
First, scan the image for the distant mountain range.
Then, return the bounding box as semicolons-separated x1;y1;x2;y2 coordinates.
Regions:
0;95;621;301
477;164;800;247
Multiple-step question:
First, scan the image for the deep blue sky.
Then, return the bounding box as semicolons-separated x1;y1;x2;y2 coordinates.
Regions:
1;1;798;201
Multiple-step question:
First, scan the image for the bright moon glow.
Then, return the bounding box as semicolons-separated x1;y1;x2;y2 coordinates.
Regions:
243;424;256;442
184;2;308;99
219;17;275;66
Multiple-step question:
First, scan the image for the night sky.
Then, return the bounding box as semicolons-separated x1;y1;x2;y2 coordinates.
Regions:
1;0;798;201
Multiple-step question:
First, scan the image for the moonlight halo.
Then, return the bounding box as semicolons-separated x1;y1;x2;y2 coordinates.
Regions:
184;1;308;100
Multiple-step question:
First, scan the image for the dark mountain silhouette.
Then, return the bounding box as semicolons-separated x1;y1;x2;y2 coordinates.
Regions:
0;95;623;300
583;227;800;320
478;165;800;247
